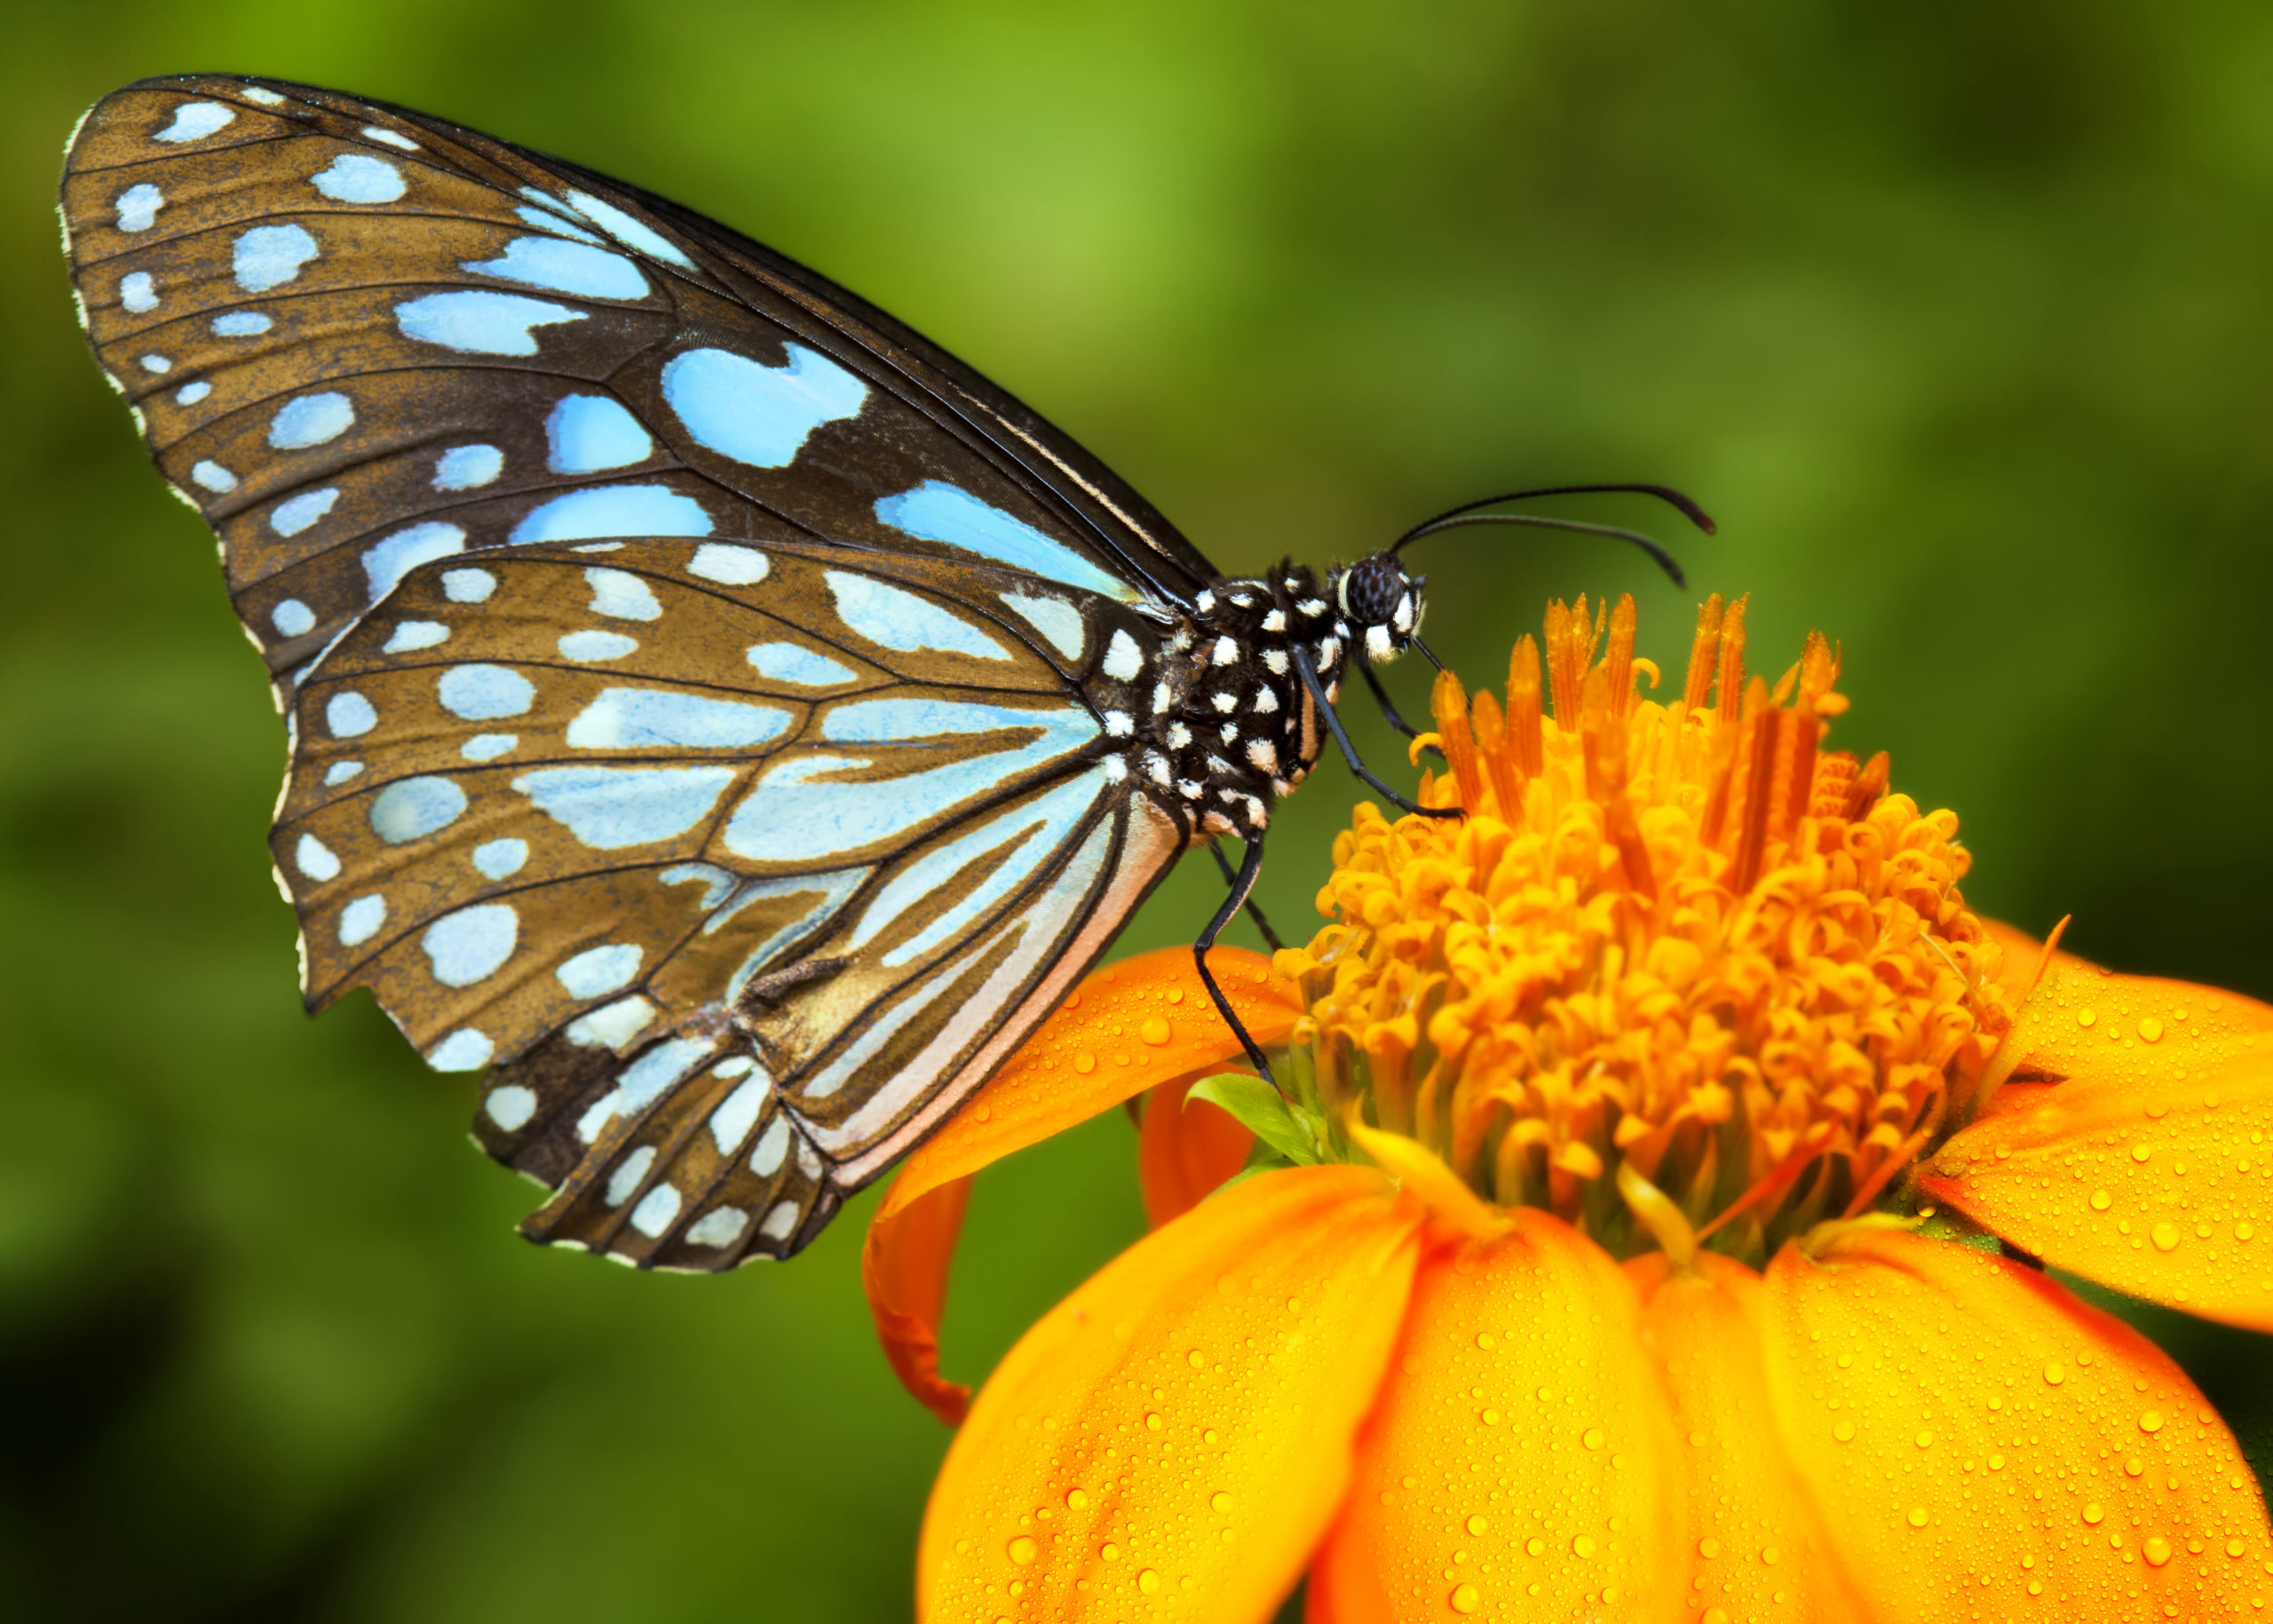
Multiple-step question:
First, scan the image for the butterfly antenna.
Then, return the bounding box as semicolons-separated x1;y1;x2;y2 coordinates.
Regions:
1394;512;1689;589
1393;482;1717;548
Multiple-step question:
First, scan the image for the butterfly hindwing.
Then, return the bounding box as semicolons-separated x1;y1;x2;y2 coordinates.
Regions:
275;535;1182;1264
60;73;1214;705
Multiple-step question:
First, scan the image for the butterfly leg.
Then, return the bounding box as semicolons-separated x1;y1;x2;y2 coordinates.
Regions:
1194;835;1279;1086
1208;840;1286;953
1358;659;1423;742
1293;647;1462;821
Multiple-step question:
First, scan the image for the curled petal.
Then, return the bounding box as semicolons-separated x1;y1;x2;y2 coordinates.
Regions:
1308;1211;1684;1622
1627;1252;1873;1620
1925;955;2273;1329
861;1176;973;1426
864;947;1297;1419
1140;1073;1255;1229
1762;1226;2273;1620
919;1166;1421;1623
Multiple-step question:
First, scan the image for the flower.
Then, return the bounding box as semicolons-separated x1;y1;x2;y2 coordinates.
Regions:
866;595;2273;1621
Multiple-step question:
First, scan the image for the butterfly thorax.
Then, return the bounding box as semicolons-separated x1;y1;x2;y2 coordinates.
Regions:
1125;553;1425;843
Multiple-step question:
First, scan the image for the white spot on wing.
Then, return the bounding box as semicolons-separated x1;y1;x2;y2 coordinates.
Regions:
368;776;468;843
190;460;236;493
824;570;1010;661
558;630;638;661
484;1082;536;1125
271;487;338;535
565;688;790;750
154;101;237;143
311;154;406;203
433;445;503;489
384;621;448;653
432;1030;495;1072
295;833;340;881
471;837;527;879
326;691;376;736
233;224;319;292
438;665;534;719
875;479;1139;602
269;392;353;448
557;943;643;998
1002;593;1085;661
1102;629;1144;681
120;272;157;313
709;1080;768;1154
605;1145;655;1208
745;643;854;687
271;598;315;637
629;1184;682;1238
750;1117;790;1176
461;733;516;762
362;522;465;602
583;567;661;620
339;893;386;946
685;1207;748;1248
566;994;655;1050
561;189;693;267
686;543;767;585
361;125;421;150
441;567;496;603
423;903;518;986
115;184;162;233
759;1201;801;1241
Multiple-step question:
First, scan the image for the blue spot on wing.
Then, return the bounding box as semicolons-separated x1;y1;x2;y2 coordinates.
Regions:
463;237;648;301
513;765;736;849
395;291;586;356
661;345;868;469
874;480;1140;602
509;485;711;544
823;571;1009;661
564;688;792;750
545;396;653;472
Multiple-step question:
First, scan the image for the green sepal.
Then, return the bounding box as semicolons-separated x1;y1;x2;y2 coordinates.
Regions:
1186;1073;1322;1167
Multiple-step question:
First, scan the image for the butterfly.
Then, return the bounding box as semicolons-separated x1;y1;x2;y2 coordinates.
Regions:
59;74;1698;1270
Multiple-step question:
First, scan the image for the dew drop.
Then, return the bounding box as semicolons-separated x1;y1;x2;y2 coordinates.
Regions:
1915;1429;1936;1447
1833;1421;1857;1443
2043;1362;2066;1386
1137;1568;1160;1594
1073;1050;1097;1074
1477;1331;1498;1351
1101;1541;1121;1562
2140;1409;2166;1433
2079;1010;2097;1027
2132;1143;2153;1163
2229;1540;2248;1557
1066;1487;1089;1510
2237;1222;2255;1241
1007;1535;1038;1565
1145;1412;1163;1431
1467;1515;1488;1535
2151;1221;2182;1253
1138;1016;1171;1046
1572;1535;1596;1558
1188;1349;1206;1368
1480;1408;1501;1426
2143;1536;2173;1567
2090;1189;2112;1211
2082;1502;2105;1525
2140;1017;2165;1042
1211;1492;1232;1514
1449;1582;1481;1614
1525;1537;1546;1557
1761;1547;1781;1565
1988;1453;2005;1470
2126;1456;2144;1477
1907;1508;1930;1528
1583;1427;1606;1450
1699;1538;1722;1559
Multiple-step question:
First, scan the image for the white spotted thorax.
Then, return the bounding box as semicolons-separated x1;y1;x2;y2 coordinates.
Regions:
59;73;1439;1274
1122;554;1426;842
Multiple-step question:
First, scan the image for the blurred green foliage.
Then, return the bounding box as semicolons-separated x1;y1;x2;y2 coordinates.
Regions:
5;1;2273;1617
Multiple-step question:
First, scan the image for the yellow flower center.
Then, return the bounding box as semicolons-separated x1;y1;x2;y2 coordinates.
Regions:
1276;593;2015;1261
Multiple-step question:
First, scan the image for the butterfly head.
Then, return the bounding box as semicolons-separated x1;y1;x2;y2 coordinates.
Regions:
1332;553;1427;665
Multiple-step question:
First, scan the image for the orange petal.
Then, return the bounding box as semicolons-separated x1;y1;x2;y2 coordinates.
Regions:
878;946;1296;1228
861;1175;975;1426
1922;959;2273;1329
1762;1225;2273;1619
864;947;1297;1419
1139;1073;1255;1229
1626;1251;1873;1620
1308;1211;1685;1622
919;1165;1421;1624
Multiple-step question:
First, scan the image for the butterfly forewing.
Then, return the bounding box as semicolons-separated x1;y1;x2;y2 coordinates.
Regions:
62;74;1218;1267
61;75;1212;703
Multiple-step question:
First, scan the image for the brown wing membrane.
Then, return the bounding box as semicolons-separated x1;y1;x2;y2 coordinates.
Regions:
275;535;1180;1264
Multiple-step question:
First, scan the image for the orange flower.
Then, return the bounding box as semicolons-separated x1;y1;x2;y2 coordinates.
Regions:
867;596;2273;1620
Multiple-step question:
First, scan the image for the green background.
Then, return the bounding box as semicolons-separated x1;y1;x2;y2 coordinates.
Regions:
5;2;2273;1617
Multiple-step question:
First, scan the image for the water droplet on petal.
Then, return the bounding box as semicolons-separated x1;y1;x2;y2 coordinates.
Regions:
1833;1421;1856;1442
1101;1541;1121;1562
1907;1508;1930;1528
1467;1515;1488;1535
1066;1487;1089;1510
1449;1582;1481;1614
2082;1503;2105;1525
1211;1492;1232;1514
2139;1017;2165;1042
1699;1538;1721;1559
2144;1536;2173;1567
1525;1537;1546;1557
2132;1143;2153;1163
1008;1535;1038;1565
2140;1408;2166;1433
2090;1189;2112;1211
1138;1016;1171;1046
2079;1010;2097;1028
2151;1221;2182;1252
1073;1051;1097;1074
2044;1362;2066;1385
1137;1568;1160;1594
1572;1535;1596;1558
1582;1427;1606;1450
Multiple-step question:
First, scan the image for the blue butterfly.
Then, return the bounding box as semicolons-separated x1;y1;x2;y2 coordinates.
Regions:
59;75;1699;1267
